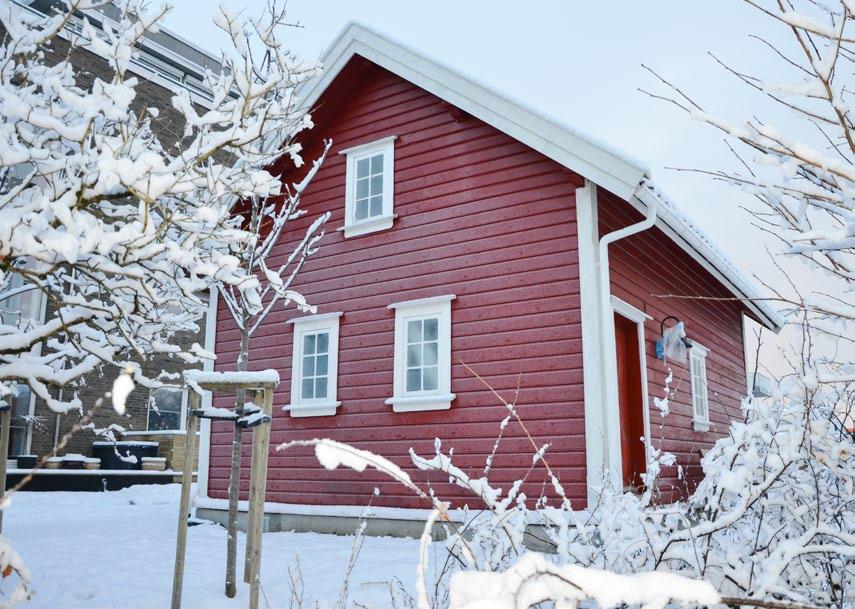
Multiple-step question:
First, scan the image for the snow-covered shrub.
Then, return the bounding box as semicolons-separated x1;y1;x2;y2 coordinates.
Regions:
289;370;853;609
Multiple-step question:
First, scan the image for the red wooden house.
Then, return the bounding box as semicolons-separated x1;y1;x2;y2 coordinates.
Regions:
195;24;784;534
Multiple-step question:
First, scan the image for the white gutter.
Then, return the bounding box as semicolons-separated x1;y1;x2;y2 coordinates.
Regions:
595;187;658;485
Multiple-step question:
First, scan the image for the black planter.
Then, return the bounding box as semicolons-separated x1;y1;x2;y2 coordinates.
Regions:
15;455;37;469
92;441;159;470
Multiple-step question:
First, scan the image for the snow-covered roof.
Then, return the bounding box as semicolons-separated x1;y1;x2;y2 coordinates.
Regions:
300;22;785;332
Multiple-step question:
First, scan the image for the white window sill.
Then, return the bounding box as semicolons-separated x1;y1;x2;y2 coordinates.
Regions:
385;393;455;413
284;401;341;418
693;420;710;432
337;214;396;238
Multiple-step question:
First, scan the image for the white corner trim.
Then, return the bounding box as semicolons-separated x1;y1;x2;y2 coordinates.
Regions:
575;182;607;507
611;296;652;323
338;135;398;156
284;401;342;417
387;294;456;309
196;285;219;501
384;394;455;412
286;311;344;325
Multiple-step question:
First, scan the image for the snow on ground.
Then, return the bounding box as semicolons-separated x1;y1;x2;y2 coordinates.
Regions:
4;485;421;609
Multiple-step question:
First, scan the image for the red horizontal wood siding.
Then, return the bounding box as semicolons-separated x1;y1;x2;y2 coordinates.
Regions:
599;189;750;498
208;62;586;510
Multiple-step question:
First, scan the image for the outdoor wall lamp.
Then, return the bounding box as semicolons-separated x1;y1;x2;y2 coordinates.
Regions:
655;315;693;360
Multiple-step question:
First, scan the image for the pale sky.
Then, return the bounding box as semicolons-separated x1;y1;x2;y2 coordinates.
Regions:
162;1;823;376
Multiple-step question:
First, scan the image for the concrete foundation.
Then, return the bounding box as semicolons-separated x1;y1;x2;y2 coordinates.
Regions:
195;507;556;552
195;507;445;539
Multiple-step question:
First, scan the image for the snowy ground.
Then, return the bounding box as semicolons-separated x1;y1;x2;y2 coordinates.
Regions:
4;485;421;609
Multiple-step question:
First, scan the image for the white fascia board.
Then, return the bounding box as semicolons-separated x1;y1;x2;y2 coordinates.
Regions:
302;23;784;333
632;186;785;333
301;24;648;201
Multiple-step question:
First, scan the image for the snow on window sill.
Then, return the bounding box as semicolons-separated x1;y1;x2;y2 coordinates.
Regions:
385;393;455;413
337;213;396;238
693;420;710;432
284;401;341;418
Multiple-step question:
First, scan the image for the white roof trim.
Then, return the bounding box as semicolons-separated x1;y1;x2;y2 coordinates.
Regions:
300;23;649;201
633;183;785;332
301;22;784;333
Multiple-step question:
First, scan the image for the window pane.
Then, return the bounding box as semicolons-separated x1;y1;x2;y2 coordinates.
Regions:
423;342;438;365
302;378;314;400
407;320;421;343
316;333;329;354
406;368;421;392
303;334;316;355
148;387;183;431
316;354;328;375
355;200;369;221
356;157;370;177
370;154;383;174
423;318;438;341
369;196;383;218
423;366;438;391
370;174;383;195
407;344;421;367
356;177;369;198
315;377;327;399
302;355;315;377
9;385;31;456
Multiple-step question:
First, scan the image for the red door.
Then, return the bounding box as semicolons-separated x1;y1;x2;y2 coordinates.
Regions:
614;313;646;489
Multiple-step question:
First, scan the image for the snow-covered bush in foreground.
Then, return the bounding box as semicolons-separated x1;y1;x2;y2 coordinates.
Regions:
283;372;853;609
0;0;318;413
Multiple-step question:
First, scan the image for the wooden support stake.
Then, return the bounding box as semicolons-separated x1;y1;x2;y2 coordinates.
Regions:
247;387;273;609
170;391;199;609
224;388;244;598
0;408;10;533
243;389;262;583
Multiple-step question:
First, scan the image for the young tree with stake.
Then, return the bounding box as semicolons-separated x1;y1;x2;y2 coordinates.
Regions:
0;0;326;603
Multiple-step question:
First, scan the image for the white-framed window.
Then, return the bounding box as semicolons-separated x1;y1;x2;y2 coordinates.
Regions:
340;136;396;238
690;343;710;431
147;386;186;431
386;295;455;413
286;312;342;417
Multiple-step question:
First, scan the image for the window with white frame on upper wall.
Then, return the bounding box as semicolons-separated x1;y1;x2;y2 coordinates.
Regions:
286;312;342;417
340;136;396;238
386;295;455;413
689;343;710;431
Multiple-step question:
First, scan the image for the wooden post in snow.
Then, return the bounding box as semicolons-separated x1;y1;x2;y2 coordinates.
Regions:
0;406;10;533
224;388;243;598
170;390;200;609
247;386;273;609
243;390;262;583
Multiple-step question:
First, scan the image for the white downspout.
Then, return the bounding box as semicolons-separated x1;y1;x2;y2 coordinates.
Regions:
596;189;658;486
